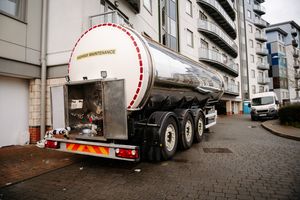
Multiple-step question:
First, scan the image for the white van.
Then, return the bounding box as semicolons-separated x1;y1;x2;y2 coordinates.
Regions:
249;92;279;121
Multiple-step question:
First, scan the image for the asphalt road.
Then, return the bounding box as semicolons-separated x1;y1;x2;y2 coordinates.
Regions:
1;115;300;200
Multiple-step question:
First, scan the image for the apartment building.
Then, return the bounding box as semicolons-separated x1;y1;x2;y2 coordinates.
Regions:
0;0;43;147
0;0;243;146
266;21;300;103
243;0;269;99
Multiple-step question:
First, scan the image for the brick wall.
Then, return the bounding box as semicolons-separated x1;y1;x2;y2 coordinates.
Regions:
28;78;65;143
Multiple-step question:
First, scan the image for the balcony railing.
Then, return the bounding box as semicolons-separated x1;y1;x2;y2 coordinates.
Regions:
254;18;267;28
253;4;266;15
197;0;236;39
294;49;299;59
89;10;132;28
224;83;239;95
256;47;269;56
257;61;269;70
216;0;235;20
255;32;267;42
199;47;239;76
257;77;270;85
295;73;300;79
198;19;238;57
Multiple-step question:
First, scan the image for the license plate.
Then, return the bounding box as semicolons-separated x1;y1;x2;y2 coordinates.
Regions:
259;114;267;117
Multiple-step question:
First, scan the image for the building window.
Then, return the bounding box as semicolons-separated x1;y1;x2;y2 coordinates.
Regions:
186;0;192;16
247;10;251;18
187;29;193;47
0;0;26;21
251;85;256;94
251;70;255;78
259;86;264;93
248;24;252;33
250;54;254;63
249;39;253;48
247;0;251;4
144;0;152;14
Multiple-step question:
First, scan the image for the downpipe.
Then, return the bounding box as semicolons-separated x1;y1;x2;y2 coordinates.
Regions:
40;0;48;140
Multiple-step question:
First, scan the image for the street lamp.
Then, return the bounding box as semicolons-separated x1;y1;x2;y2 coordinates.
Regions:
291;28;300;102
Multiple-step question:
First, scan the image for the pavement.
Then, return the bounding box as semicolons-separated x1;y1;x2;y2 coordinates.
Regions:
0;145;83;188
261;119;300;141
0;116;300;199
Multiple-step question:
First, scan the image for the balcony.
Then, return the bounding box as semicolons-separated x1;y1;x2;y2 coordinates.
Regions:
257;61;269;70
224;83;239;96
255;32;267;42
198;48;239;77
295;73;300;79
256;0;265;3
254;18;267;28
197;0;237;39
256;47;269;56
198;20;238;58
257;77;270;85
253;4;266;15
293;49;299;59
216;0;235;21
89;10;132;28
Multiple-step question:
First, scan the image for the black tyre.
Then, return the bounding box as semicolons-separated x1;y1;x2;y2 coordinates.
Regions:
160;116;178;160
179;112;194;149
194;112;204;143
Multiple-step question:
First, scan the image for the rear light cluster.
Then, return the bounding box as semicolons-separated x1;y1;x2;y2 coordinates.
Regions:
45;140;60;149
115;148;139;159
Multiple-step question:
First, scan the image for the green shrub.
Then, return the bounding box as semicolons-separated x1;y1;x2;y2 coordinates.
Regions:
278;103;300;128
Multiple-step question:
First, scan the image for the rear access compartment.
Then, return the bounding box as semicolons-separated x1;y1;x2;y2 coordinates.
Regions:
46;79;139;161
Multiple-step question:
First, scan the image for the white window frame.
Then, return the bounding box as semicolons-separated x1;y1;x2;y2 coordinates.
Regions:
187;29;194;48
143;0;152;14
0;0;26;22
186;0;193;17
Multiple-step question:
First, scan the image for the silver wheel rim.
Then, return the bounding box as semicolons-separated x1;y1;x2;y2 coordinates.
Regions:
185;120;193;143
165;124;176;152
197;117;204;137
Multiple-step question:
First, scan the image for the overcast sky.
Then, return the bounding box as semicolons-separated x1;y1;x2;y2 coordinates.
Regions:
263;0;300;25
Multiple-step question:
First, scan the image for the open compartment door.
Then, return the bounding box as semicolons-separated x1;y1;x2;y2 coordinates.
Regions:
102;79;128;140
51;85;67;129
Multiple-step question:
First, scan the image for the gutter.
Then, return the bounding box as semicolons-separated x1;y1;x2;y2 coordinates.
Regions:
40;0;48;140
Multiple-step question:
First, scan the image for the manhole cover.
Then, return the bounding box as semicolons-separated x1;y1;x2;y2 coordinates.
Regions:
203;148;232;153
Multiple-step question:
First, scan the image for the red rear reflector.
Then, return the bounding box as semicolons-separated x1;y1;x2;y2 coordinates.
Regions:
115;148;139;159
45;140;60;149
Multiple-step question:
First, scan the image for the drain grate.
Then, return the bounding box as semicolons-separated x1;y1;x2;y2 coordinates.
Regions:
203;148;232;153
248;125;257;128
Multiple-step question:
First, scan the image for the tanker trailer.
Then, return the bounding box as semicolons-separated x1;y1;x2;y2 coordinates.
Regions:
44;23;224;161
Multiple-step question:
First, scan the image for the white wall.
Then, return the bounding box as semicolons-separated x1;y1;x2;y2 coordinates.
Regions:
47;0;159;66
0;0;42;65
0;76;29;147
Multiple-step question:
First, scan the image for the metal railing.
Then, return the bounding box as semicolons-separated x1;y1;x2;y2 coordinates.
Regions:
257;76;270;84
253;4;266;14
198;0;236;31
256;47;269;55
198;19;238;52
255;32;267;41
254;18;267;28
257;61;269;70
89;10;132;28
199;48;238;73
225;83;239;94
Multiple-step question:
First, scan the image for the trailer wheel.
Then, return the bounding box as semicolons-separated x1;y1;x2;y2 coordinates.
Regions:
194;112;204;143
160;116;178;160
180;112;194;149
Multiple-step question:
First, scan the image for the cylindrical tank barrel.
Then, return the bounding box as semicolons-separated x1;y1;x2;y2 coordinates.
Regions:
68;23;224;110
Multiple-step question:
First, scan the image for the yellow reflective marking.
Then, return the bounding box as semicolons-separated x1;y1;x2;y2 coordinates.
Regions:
99;147;108;155
87;145;96;153
78;145;85;151
67;143;74;150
